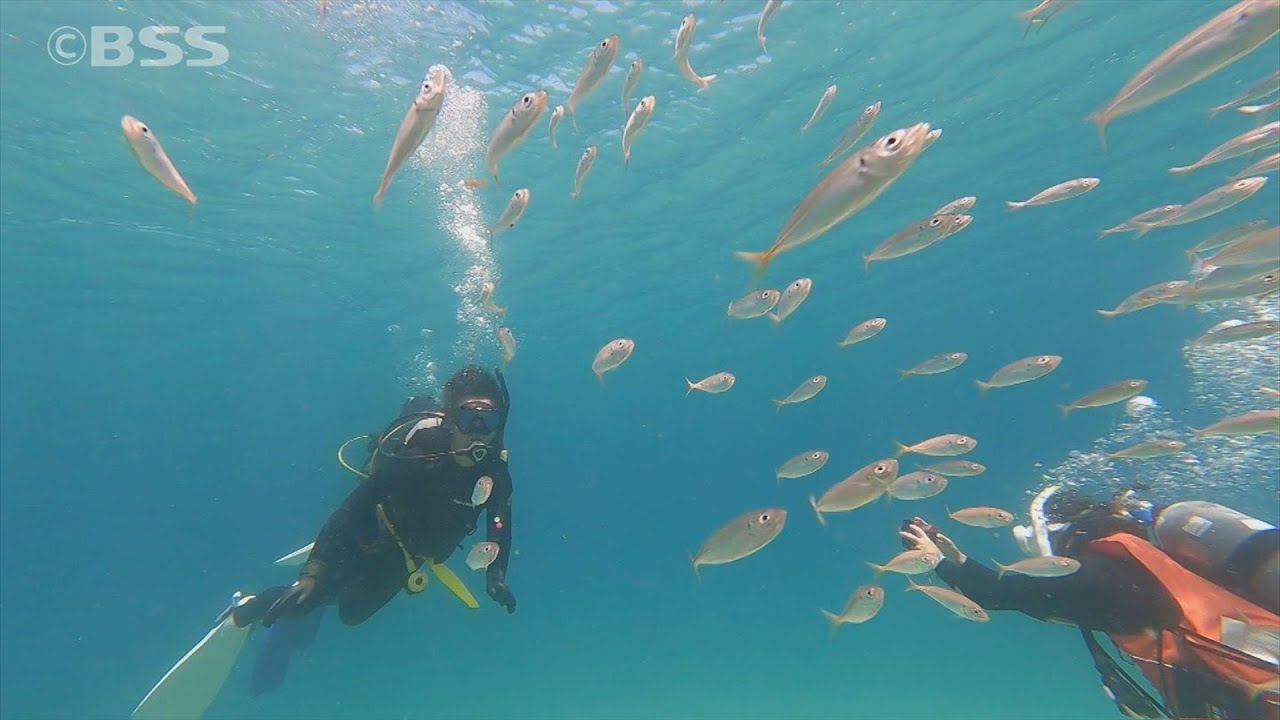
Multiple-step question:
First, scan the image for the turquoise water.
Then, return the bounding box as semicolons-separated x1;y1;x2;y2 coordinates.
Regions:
1;1;1277;719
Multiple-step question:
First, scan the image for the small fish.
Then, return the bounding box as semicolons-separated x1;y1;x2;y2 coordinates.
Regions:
480;281;507;316
674;14;717;90
567;34;620;129
867;549;941;577
1186;220;1270;259
1200;226;1279;268
1097;281;1192;318
994;556;1081;579
374;66;449;208
818;102;881;169
728;288;782;320
820;584;885;634
801;85;838;135
1087;0;1280;151
1195;262;1280;294
571;146;597;201
621;58;644;119
809;459;898;525
471;476;494;506
1134;177;1269;238
691;508;787;576
757;0;783;52
1099;205;1182;237
686;371;736;396
1231;152;1280;181
1059;379;1148;417
736;123;933;280
934;196;977;215
948;506;1014;528
905;578;990;622
1006;177;1100;209
898;352;968;380
466;541;501;571
1209;70;1280;118
486;90;549;181
1238;97;1280;115
776;450;830;480
1169;122;1279;175
120;115;196;204
774;375;827;412
1193;409;1280;438
622;96;657;168
888;471;948;501
489;189;530;245
592;338;635;383
865;214;973;270
975;355;1062;393
837;318;887;348
894;434;977;457
1260;386;1280;398
1178;270;1278;304
770;278;812;324
1107;439;1185;460
920;460;986;477
497;327;517;367
548;105;565;150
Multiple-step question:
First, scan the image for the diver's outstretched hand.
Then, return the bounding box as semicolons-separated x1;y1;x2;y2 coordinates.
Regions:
487;581;516;614
262;576;316;627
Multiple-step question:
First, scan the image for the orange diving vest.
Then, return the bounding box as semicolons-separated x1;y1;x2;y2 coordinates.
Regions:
1088;533;1279;720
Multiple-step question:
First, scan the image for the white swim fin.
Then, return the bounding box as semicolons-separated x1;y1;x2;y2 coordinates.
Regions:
132;593;255;720
273;542;315;566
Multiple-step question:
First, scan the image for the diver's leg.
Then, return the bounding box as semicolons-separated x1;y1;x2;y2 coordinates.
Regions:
336;549;406;626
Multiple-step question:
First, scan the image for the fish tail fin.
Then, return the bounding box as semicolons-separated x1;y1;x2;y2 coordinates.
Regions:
570;190;579;201
734;250;772;286
897;369;909;381
1168;165;1194;175
836;340;847;350
905;576;921;592
865;561;885;578
689;553;701;583
1004;200;1025;210
768;312;781;328
595;370;605;387
863;254;872;273
685;378;695;396
1189;426;1204;439
893;441;909;458
1184;246;1199;263
1096;309;1119;320
1058;404;1073;419
1087;111;1110;154
373;180;389;210
993;559;1008;579
697;74;718;91
975;380;991;395
772;399;784;414
1208;105;1226;120
820;609;842;639
809;495;827;528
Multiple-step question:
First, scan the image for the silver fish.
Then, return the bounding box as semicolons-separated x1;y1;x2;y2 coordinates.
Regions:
736;122;933;280
674;14;717;90
820;584;884;634
906;578;989;622
548;105;565;150
801;85;838;135
1194;408;1280;438
809;458;898;525
571;146;597;201
1170;121;1279;175
934;196;977;215
865;214;972;270
621;58;644;119
757;0;783;53
1230;152;1280;181
686;371;736;396
1200;226;1279;268
774;375;827;412
466;541;501;571
497;327;517;367
868;549;941;576
121;115;196;204
1178;270;1278;304
374;66;449;208
1238;97;1280;114
1209;70;1280;118
1059;379;1148;416
622;96;656;168
1195;262;1280;293
818;101;881;169
899;352;968;380
691;508;787;575
486;90;549;181
770;278;812;324
995;556;1081;579
777;450;830;480
480;281;507;316
592;338;635;383
471;476;494;506
728;288;781;320
1097;280;1192;318
895;434;977;457
837;318;887;348
1134;176;1268;237
920;460;986;477
1005;177;1100;209
1088;0;1280;150
1188;319;1280;346
1186;219;1270;259
567;34;620;129
1099;204;1182;237
1107;439;1186;459
887;471;948;500
948;506;1014;528
489;188;530;245
975;355;1062;392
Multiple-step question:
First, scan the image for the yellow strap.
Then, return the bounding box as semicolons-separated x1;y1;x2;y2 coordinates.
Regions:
428;562;480;610
375;503;418;578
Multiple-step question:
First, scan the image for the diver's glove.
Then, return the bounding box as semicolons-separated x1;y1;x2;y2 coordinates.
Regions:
486;580;516;614
262;576;316;627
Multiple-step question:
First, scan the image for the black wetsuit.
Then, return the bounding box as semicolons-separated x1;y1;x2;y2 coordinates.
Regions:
242;412;514;627
936;553;1271;719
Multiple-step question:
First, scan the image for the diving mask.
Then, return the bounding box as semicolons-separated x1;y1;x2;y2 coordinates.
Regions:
452;401;500;436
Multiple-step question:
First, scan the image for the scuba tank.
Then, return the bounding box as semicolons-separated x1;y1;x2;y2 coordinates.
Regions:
1154;501;1279;614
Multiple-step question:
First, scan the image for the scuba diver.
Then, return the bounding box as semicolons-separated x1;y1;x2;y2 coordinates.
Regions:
133;365;517;720
900;488;1279;720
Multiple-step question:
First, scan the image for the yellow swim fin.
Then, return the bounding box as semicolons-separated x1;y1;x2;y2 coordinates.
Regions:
428;562;479;610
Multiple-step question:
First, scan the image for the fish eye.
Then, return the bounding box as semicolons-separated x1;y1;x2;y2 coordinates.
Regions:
883;133;901;149
423;82;432;92
522;95;532;106
140;126;150;134
951;353;962;359
758;512;771;523
1234;180;1249;189
864;105;875;114
811;452;822;459
875;464;888;473
958;438;969;445
1037;356;1050;364
600;40;608;47
930;218;941;226
811;377;821;383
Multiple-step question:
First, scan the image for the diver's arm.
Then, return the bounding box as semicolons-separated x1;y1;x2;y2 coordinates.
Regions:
301;478;381;588
484;463;516;612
